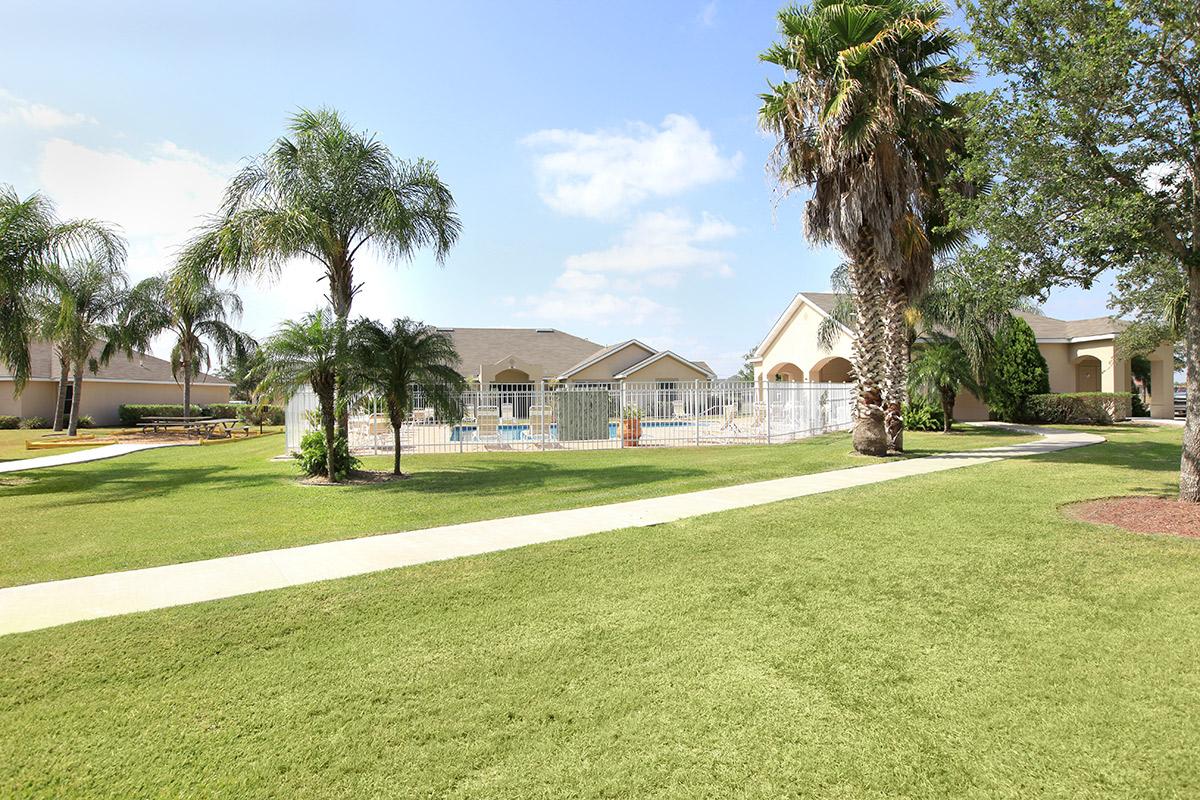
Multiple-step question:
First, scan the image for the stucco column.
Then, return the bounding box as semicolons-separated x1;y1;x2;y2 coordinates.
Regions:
1100;351;1117;393
1149;358;1172;418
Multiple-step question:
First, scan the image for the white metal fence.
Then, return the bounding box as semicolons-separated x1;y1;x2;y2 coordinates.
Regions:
285;380;854;455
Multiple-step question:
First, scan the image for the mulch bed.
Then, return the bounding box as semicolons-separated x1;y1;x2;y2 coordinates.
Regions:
1065;496;1200;539
299;470;408;486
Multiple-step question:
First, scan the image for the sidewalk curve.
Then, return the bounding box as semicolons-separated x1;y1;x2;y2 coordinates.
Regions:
0;441;186;474
0;424;1103;635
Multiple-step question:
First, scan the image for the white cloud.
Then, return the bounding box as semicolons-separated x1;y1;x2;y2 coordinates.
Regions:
0;89;95;129
564;209;738;285
698;1;718;27
514;288;673;327
37;138;234;281
523;114;741;218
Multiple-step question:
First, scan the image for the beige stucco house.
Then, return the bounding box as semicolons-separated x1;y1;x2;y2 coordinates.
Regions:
751;292;1175;420
1;340;232;425
438;327;714;387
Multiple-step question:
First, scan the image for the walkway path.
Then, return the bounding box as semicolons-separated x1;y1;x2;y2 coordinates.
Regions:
0;441;186;474
0;425;1104;635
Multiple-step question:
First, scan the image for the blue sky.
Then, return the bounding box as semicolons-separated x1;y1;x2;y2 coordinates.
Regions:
0;0;1114;376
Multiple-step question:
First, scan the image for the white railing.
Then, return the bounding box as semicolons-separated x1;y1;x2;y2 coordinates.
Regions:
284;380;854;455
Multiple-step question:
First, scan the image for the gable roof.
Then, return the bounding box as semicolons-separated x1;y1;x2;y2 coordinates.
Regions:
612;350;716;379
2;340;230;385
436;327;604;377
556;339;656;380
754;292;851;359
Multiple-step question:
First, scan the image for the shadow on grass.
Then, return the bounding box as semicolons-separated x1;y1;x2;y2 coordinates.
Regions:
2;456;708;508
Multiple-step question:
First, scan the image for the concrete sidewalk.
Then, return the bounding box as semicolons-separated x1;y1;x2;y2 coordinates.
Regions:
0;425;1104;636
0;441;186;474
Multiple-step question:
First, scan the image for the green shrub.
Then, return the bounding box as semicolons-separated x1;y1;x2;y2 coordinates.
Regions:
903;400;945;432
118;404;203;426
986;316;1051;421
76;415;94;429
239;404;285;426
295;429;359;480
1131;392;1150;417
0;415;18;430
19;416;49;430
1025;392;1133;425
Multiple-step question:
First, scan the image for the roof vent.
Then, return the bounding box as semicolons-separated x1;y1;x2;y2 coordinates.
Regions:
437;328;455;332
535;328;554;333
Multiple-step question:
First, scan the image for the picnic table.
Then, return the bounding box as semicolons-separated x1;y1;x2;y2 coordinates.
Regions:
138;416;246;438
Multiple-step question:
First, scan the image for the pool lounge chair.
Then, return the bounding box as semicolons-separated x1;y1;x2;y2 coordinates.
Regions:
501;403;515;423
720;404;740;432
523;405;552;441
672;400;686;419
474;406;501;443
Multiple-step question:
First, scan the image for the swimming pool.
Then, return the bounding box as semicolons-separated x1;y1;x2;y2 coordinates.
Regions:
449;420;693;442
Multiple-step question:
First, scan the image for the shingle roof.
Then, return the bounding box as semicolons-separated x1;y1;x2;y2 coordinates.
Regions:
2;340;229;385
436;327;605;377
796;292;1126;341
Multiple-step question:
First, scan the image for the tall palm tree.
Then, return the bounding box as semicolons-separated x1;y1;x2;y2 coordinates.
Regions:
40;259;130;435
112;276;253;418
908;333;981;432
259;310;343;481
178;107;461;437
0;185;125;392
349;318;465;476
760;0;965;456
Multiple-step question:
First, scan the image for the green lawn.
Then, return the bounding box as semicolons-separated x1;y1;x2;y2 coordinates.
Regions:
0;426;1030;587
0;427;126;461
1;424;1195;797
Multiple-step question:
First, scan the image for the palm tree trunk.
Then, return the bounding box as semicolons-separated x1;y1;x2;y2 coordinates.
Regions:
849;236;887;456
67;362;82;436
882;274;908;452
330;262;353;441
320;392;338;482
1180;263;1200;501
183;364;192;422
392;420;403;475
940;389;956;434
52;350;69;432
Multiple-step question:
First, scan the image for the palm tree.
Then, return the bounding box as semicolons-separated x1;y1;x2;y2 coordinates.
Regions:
112;276;253;418
0;185;125;392
39;259;130;435
178;107;461;437
760;0;966;456
259;310;343;481
349;318;465;476
907;333;981;432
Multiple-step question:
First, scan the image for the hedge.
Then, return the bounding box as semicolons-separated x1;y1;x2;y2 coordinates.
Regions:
1025;392;1133;425
118;403;285;426
0;415;18;430
118;405;204;426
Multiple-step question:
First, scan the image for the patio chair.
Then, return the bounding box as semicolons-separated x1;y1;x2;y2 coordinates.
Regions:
462;404;476;424
749;401;768;434
501;403;515;423
474;406;501;442
672;400;686;419
523;405;551;441
720;404;740;432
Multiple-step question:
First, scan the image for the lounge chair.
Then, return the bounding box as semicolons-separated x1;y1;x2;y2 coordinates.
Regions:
474;406;501;443
672;400;686;419
501;403;515;423
523;405;552;441
720;404;740;432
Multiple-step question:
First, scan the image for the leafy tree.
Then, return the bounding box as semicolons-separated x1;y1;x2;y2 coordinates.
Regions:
217;344;266;402
260;310;344;482
955;0;1199;498
348;318;465;475
113;276;253;420
759;0;967;456
39;259;130;435
908;333;982;432
732;347;758;382
985;315;1050;421
0;186;124;392
178;107;461;438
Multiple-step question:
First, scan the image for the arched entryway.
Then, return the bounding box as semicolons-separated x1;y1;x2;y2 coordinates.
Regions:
1075;356;1102;392
767;362;805;382
811;356;853;383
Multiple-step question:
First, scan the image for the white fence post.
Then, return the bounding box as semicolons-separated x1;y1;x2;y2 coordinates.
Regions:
694;379;700;446
766;381;772;444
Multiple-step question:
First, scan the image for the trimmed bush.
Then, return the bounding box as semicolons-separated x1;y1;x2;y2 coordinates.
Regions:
76;415;94;429
1131;392;1150;418
0;415;18;430
903;400;945;432
986;316;1051;421
118;404;204;426
19;417;49;430
295;429;358;481
242;404;285;426
1025;392;1133;425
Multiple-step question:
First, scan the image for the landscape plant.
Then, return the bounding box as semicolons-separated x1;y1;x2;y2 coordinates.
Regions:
985;315;1050;422
908;333;981;432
